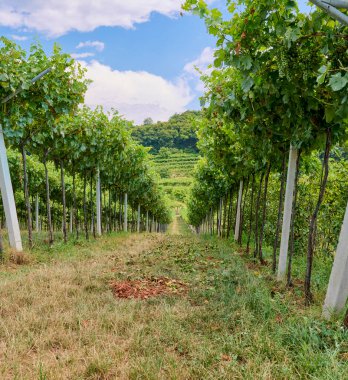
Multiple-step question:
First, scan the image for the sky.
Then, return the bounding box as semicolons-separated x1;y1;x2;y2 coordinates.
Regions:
0;0;313;125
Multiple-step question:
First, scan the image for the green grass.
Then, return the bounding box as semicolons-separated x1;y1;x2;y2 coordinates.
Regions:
152;153;198;161
159;178;193;186
1;229;347;379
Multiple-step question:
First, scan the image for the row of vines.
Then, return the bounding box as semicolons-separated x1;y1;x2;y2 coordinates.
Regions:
184;0;348;310
0;37;171;252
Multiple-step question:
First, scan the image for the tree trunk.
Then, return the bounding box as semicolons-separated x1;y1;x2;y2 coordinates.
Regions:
259;164;271;263
43;153;53;245
235;180;244;242
113;192;117;231
21;145;33;249
69;207;73;233
102;190;106;234
222;194;228;238
305;128;332;305
0;229;3;262
239;177;249;245
247;174;255;253
90;173;96;238
119;194;123;230
215;206;219;236
0;206;4;261
73;171;79;239
287;150;301;287
108;186;112;233
137;204;141;233
35;194;40;232
254;172;264;258
226;190;233;238
60;160;67;243
96;168;102;236
124;193;128;232
212;208;215;235
83;173;88;240
272;153;287;273
131;207;135;233
218;199;223;237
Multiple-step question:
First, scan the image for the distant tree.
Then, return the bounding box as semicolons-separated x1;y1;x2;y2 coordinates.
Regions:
133;111;200;153
143;117;154;125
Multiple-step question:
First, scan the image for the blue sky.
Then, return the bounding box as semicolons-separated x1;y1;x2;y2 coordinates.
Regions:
0;0;313;124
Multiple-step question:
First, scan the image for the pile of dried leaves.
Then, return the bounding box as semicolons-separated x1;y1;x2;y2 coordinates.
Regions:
110;277;188;300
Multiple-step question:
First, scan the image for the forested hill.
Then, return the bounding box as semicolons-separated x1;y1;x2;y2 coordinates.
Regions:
131;111;199;154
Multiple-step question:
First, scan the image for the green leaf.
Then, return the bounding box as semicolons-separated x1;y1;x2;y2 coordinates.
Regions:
325;106;335;123
318;65;327;74
329;73;348;92
21;81;30;90
241;77;254;93
317;72;326;85
240;55;252;70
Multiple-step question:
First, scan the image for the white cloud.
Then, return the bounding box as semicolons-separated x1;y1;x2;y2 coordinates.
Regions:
184;47;215;93
76;40;105;52
0;0;189;37
71;52;95;59
10;34;28;41
81;60;193;124
184;47;215;77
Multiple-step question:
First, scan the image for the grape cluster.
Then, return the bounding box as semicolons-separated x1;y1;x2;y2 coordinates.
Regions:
278;48;288;79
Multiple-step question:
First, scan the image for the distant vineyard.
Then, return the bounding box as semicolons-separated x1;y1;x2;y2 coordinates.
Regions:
151;152;199;206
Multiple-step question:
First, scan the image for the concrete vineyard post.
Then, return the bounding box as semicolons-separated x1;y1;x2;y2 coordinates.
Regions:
0;128;22;251
309;0;348;26
277;146;299;280
0;68;54;250
323;201;348;318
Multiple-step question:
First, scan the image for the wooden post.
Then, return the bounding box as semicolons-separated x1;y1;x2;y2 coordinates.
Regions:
277;146;298;280
323;201;348;318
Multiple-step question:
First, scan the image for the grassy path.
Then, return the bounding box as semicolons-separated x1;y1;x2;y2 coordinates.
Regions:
167;214;180;235
166;214;191;236
0;231;347;379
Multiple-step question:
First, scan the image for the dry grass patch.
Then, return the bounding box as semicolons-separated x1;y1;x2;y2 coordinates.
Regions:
0;233;165;379
0;232;347;379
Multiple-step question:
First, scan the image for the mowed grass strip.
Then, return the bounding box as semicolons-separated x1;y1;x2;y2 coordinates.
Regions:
0;231;347;379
